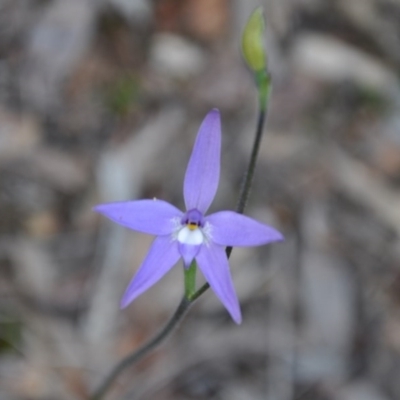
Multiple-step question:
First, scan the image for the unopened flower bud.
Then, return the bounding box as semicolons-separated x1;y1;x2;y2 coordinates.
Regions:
241;7;266;73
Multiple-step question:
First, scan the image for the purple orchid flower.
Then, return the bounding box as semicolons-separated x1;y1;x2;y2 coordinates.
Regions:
94;109;283;324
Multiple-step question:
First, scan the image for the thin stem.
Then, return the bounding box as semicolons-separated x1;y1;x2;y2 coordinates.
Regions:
90;297;191;400
236;109;266;214
90;83;270;400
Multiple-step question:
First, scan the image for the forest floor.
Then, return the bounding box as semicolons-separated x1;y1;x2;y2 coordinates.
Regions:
1;1;400;399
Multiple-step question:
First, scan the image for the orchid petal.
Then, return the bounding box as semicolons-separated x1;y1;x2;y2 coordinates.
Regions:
184;109;221;213
178;243;201;267
94;199;182;235
196;244;241;324
120;235;180;308
207;211;283;247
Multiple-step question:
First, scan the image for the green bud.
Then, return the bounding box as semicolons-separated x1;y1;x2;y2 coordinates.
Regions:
241;7;266;73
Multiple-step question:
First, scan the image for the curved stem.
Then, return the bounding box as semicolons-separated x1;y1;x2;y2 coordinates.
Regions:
90;85;270;400
90;297;191;400
236;109;266;214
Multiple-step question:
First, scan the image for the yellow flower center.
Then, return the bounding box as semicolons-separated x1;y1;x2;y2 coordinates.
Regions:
188;223;198;231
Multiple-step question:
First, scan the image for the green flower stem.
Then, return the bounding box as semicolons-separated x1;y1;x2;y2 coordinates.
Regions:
256;70;270;112
236;89;270;214
90;80;271;400
184;261;197;299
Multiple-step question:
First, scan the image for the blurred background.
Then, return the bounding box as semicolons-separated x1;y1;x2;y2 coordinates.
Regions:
1;0;400;399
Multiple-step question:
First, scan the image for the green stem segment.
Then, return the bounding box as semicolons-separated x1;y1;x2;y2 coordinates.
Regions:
184;261;197;299
90;74;271;400
256;70;270;112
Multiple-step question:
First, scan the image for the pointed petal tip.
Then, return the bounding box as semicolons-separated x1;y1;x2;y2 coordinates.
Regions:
93;203;113;215
232;311;242;324
224;302;242;324
260;228;284;245
207;109;221;124
182;257;192;269
120;288;136;309
120;296;131;309
209;108;220;116
92;204;103;213
93;204;111;217
119;299;128;309
273;230;285;242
